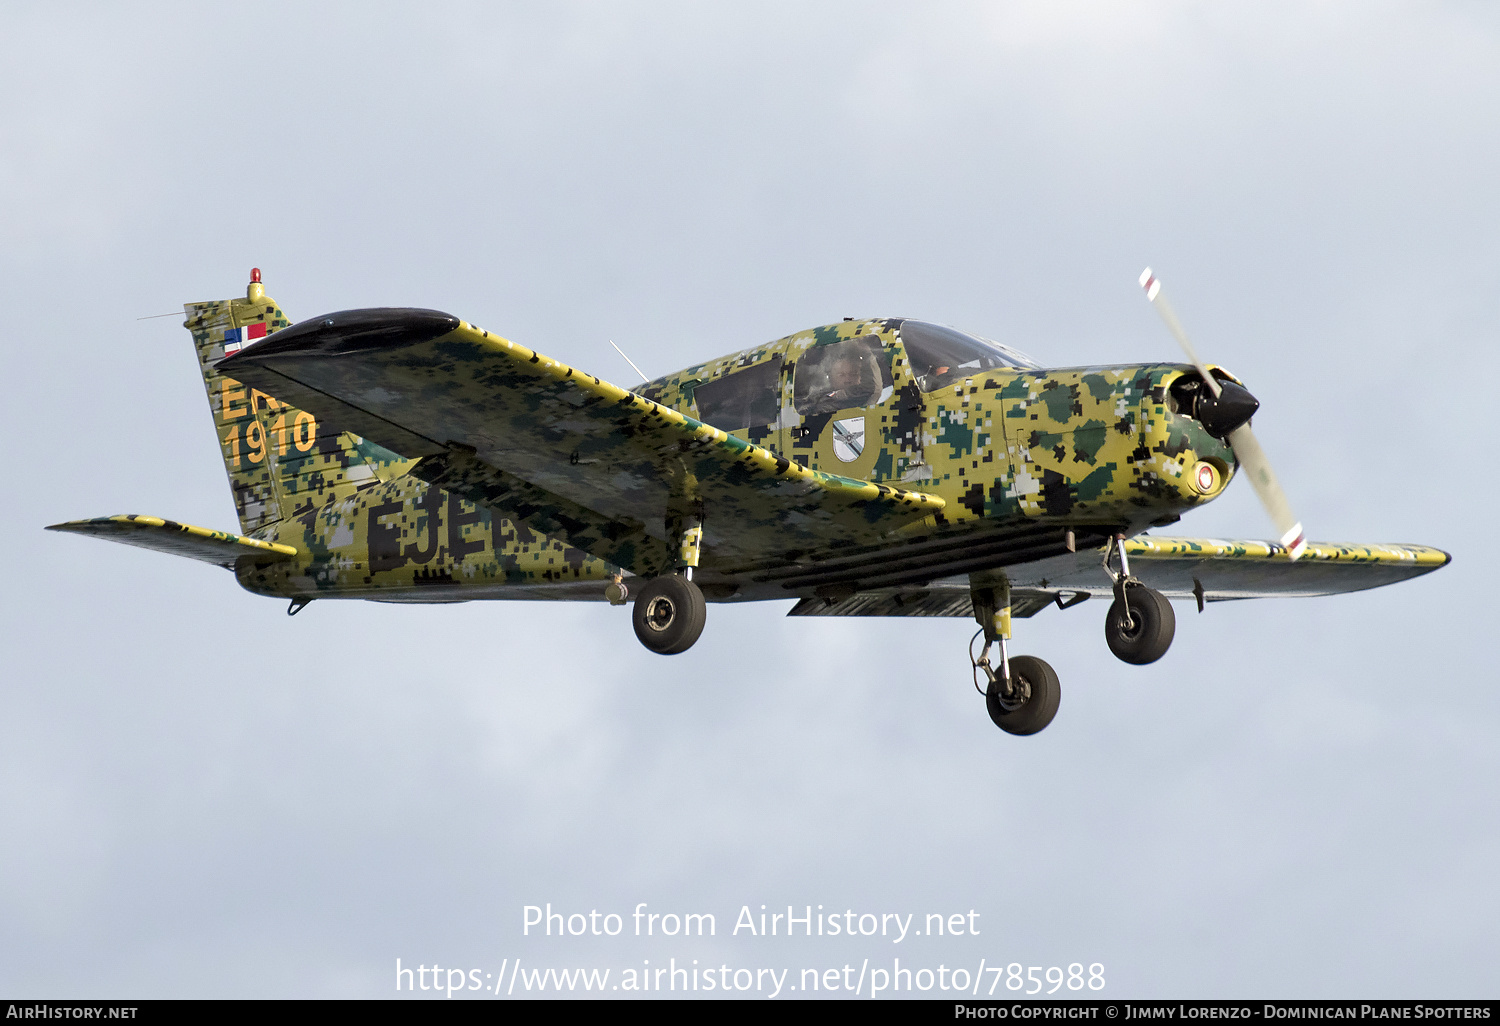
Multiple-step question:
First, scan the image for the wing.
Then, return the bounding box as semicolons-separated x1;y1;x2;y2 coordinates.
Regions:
47;515;299;569
1086;536;1451;600
220;308;944;575
789;537;1450;616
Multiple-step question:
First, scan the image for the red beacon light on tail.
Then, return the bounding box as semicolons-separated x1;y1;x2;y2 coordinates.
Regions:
250;267;262;284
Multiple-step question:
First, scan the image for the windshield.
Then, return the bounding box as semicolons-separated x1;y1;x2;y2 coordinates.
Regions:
898;319;1037;392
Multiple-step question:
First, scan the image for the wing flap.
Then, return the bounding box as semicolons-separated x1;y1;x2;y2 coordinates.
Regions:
787;588;1057;618
47;515;299;569
222;309;944;573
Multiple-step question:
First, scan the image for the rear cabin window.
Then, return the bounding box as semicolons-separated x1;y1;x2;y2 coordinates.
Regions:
692;356;783;432
792;335;894;416
898;320;1037;392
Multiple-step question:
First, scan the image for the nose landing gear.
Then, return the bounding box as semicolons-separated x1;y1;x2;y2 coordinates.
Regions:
1104;585;1175;664
1101;534;1175;665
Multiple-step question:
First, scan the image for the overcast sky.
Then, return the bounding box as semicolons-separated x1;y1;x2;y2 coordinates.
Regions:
2;1;1496;1000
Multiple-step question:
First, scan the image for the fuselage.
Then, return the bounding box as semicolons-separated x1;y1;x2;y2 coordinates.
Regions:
234;317;1237;603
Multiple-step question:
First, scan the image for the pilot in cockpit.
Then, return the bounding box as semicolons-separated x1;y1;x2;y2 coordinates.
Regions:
824;350;873;409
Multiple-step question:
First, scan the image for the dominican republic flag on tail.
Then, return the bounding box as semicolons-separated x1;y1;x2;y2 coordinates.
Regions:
223;322;268;356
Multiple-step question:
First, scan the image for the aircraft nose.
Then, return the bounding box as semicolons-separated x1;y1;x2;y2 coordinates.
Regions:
1193;379;1260;438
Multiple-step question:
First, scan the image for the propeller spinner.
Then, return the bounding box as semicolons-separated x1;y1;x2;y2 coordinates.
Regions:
1139;268;1306;560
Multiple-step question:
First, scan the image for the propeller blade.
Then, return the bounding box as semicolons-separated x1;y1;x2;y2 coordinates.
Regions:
1139;267;1306;560
1225;424;1306;559
1139;267;1220;398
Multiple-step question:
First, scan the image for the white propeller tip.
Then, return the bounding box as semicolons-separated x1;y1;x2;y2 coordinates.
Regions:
1280;523;1307;561
1139;268;1161;301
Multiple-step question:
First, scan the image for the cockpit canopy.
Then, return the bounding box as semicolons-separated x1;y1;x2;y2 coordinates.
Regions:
898;319;1038;392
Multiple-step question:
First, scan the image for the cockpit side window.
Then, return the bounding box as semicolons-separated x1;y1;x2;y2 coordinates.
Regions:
692;355;783;432
898;320;1037;392
792;335;894;416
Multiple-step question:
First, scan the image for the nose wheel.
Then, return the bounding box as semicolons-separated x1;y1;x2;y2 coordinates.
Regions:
1101;533;1175;665
1104;584;1175;664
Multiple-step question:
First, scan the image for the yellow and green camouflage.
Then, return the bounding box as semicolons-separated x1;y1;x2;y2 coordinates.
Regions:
49;274;1449;613
47;514;298;569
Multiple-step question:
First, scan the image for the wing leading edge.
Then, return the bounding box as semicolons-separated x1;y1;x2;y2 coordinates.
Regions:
220;308;944;575
789;537;1451;617
1112;536;1450;599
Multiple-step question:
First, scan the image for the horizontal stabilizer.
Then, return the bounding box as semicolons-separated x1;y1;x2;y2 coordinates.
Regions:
47;515;299;570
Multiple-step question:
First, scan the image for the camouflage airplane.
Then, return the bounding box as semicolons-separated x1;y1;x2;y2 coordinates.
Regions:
51;270;1449;736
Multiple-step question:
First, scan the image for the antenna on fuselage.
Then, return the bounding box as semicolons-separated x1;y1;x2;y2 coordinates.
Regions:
610;340;649;385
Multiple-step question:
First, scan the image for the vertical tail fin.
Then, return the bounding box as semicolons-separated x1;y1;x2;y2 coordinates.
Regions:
184;270;404;536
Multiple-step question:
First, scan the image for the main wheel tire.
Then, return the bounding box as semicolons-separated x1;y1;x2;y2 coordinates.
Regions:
1104;584;1176;665
632;574;707;655
986;655;1061;736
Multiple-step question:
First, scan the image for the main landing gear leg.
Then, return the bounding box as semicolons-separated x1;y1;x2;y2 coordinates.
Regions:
1101;533;1176;665
631;514;707;655
970;578;1061;736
